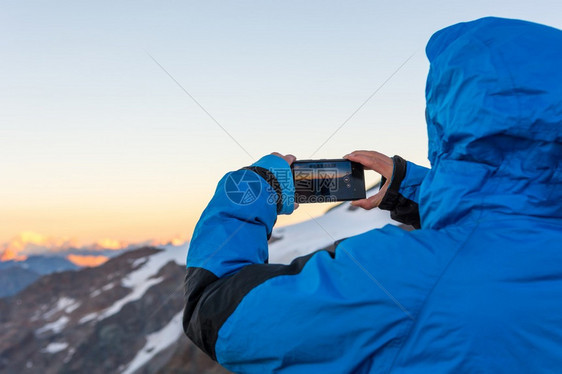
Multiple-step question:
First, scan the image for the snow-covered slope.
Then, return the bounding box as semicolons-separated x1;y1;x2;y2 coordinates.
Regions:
0;188;401;374
268;200;395;264
0;247;196;374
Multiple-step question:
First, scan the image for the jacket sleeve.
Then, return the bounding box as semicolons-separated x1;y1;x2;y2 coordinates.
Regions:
183;154;296;358
183;155;431;373
184;154;294;279
379;156;429;229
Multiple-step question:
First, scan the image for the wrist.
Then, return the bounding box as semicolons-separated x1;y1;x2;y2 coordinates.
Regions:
379;155;408;211
247;155;295;215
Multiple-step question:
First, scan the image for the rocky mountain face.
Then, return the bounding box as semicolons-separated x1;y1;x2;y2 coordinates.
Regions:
0;190;399;373
0;255;79;275
0;246;229;374
0;256;80;298
0;267;41;298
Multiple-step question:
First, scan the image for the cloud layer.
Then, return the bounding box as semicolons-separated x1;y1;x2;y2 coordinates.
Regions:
0;231;187;262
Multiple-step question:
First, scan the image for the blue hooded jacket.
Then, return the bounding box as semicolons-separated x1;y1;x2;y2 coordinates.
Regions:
183;17;562;373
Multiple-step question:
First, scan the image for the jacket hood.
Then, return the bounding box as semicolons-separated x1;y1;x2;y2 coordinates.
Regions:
419;17;562;229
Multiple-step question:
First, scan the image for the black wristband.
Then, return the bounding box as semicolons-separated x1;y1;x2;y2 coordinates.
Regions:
379;155;408;211
242;166;283;214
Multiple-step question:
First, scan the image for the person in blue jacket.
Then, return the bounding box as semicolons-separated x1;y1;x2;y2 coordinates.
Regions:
183;17;562;373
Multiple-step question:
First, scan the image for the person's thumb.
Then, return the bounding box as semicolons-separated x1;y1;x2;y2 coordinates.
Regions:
351;194;380;210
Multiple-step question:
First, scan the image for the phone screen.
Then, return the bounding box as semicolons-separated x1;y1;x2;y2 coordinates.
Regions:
291;159;365;203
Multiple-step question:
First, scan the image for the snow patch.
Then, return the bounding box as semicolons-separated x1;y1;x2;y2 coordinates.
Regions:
268;198;396;264
131;257;147;268
97;277;163;320
64;348;76;363
122;311;184;374
156;243;188;266
37;315;69;334
91;282;116;298
81;245;186;323
31;304;49;321
79;313;98;324
102;283;115;291
96;245;185;320
65;301;80;314
43;297;80;319
42;342;68;354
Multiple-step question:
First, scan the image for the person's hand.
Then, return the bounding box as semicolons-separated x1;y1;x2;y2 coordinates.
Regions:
271;152;296;166
343;150;393;210
270;152;299;211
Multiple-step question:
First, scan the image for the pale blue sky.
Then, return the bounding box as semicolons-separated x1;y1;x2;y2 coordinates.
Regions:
1;1;561;243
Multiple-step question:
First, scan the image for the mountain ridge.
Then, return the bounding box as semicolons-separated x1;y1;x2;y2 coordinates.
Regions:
1;195;397;373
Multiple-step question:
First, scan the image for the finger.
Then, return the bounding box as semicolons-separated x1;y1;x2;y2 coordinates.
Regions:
350;190;386;210
344;152;373;163
344;150;381;160
285;154;296;165
270;152;296;165
345;152;393;178
350;195;377;210
294;202;299;210
347;149;388;157
350;198;376;210
347;151;392;166
344;153;378;170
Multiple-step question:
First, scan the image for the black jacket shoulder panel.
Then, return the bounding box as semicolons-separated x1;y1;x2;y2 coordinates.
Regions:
183;250;324;360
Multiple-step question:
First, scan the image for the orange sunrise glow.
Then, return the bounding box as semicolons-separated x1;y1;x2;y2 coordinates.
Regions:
67;254;110;267
91;238;129;250
0;247;28;262
0;231;190;268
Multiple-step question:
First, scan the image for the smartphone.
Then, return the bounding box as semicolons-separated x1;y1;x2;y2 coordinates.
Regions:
291;159;366;203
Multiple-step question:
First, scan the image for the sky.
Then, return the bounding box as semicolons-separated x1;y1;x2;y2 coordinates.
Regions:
1;0;561;247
